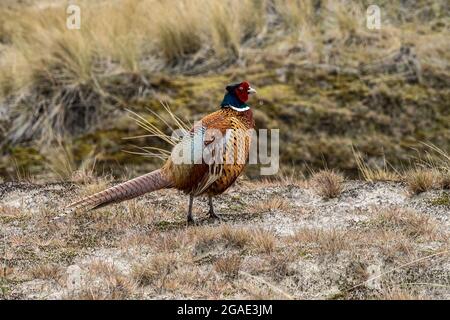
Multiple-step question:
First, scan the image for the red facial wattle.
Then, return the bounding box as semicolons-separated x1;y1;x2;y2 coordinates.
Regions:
234;82;250;103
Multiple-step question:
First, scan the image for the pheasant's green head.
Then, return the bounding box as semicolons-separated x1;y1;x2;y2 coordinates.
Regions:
220;81;256;111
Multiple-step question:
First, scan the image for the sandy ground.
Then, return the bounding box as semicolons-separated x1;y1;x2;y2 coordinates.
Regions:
0;180;449;299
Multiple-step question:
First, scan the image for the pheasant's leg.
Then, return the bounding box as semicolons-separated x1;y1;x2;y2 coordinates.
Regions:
208;196;221;220
187;195;195;224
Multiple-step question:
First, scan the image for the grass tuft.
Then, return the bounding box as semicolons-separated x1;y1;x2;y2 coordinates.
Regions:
353;148;400;182
405;168;438;195
251;228;276;254
214;254;241;278
310;170;344;199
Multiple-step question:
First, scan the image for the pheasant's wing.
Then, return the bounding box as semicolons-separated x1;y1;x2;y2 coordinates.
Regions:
168;109;238;194
191;110;252;195
190;111;230;195
199;111;253;195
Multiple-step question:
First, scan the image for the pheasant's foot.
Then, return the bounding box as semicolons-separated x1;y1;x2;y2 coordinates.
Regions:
207;196;223;221
187;215;196;225
186;195;195;225
208;210;223;221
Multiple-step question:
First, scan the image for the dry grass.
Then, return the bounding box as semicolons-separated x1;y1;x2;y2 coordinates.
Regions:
241;174;306;189
248;196;291;214
405;168;438;195
189;224;255;253
250;228;276;254
290;228;352;256
77;175;113;197
220;225;252;249
0;0;264;95
1;1;447;113
153;0;204;63
73;276;136;300
132;253;178;287
68;261;137;300
370;207;439;241
310;170;345;199
214;254;241;278
43;138;98;183
267;253;295;280
439;172;450;190
1;0;446;93
1;180;449;299
418;143;450;189
29;263;62;281
353;148;400;182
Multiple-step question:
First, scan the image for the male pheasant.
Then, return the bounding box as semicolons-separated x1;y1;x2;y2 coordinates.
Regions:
67;81;257;223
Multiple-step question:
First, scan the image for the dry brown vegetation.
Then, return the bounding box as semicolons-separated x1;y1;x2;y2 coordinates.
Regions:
405;168;439;195
353;148;400;182
310;170;345;199
214;254;242;278
290;228;352;256
0;0;449;301
69;261;138;300
440;173;450;190
29;264;62;281
1;179;448;300
248;196;291;214
0;0;449;181
132;253;178;287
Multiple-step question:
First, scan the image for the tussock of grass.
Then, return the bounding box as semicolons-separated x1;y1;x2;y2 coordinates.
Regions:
405;168;438;195
290;228;351;255
74;275;136;300
310;170;344;199
250;228;276;254
370;208;439;240
267;253;295;280
214;254;241;278
353;148;400;182
43;138;98;183
191;224;254;252
418;143;450;190
132;253;178;287
29;264;62;280
220;225;251;249
249;196;291;214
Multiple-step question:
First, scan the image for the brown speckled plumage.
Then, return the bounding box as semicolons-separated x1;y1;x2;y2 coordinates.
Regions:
67;82;256;223
166;108;254;196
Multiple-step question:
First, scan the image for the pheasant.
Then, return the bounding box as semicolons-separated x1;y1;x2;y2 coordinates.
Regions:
67;81;257;223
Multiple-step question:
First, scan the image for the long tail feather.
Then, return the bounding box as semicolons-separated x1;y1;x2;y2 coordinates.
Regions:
66;169;173;212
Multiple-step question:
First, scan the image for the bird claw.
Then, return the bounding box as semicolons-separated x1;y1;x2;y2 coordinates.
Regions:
208;211;223;221
187;215;197;226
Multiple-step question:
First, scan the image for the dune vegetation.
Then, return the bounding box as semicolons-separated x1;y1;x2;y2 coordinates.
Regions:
0;0;449;301
0;0;449;183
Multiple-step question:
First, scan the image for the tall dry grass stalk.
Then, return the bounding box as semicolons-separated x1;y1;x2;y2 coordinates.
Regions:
0;0;266;93
353;147;400;182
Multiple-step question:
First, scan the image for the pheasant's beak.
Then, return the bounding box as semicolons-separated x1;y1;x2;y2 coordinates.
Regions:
247;87;257;94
